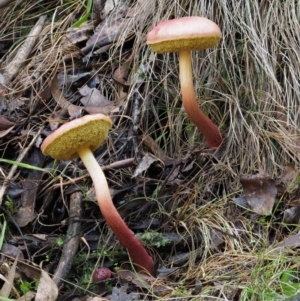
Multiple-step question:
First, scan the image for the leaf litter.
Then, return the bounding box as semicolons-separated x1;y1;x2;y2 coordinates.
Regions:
0;0;300;300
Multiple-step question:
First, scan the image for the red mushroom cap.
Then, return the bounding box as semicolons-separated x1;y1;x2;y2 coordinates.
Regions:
92;267;112;283
147;16;222;53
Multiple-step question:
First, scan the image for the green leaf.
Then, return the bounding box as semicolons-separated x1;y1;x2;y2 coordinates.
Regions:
72;0;92;28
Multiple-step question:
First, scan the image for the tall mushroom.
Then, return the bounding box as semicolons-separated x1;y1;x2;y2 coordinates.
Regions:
41;114;154;275
147;16;222;148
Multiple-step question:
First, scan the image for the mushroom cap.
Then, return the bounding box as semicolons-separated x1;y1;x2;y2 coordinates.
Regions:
41;114;112;160
92;267;112;283
146;16;222;53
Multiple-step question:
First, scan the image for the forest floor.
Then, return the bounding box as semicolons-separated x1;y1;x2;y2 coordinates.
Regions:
0;0;300;300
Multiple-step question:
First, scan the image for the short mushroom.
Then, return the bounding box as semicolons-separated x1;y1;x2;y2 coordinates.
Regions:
41;114;154;275
147;16;223;148
93;267;111;294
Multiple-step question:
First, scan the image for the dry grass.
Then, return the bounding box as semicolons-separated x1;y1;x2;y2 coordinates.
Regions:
0;0;300;300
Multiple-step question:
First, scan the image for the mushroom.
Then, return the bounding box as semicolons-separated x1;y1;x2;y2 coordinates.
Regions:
41;114;154;275
147;16;223;148
93;267;111;294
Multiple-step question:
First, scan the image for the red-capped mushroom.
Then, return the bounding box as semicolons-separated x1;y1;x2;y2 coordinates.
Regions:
93;267;112;294
41;114;154;275
147;16;223;148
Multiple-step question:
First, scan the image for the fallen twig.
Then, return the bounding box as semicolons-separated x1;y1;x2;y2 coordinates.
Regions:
52;191;82;287
52;157;135;189
0;15;47;88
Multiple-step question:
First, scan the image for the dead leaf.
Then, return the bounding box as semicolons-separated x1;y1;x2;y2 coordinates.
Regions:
210;229;225;251
0;116;14;130
17;260;41;280
142;136;176;166
112;64;130;93
61;21;94;46
51;75;83;118
276;164;300;193
87;18;126;48
1;243;24;260
117;270;152;291
47;109;69;131
13;148;44;227
132;153;162;178
282;206;300;224
0;255;19;298
239;172;277;215
51;75;118;117
78;85;111;107
100;0;125;19
57;71;93;87
111;285;138;301
117;269;173;296
35;270;58;301
275;106;289;129
17;291;36;301
270;233;300;253
0;125;14;138
0;115;14;137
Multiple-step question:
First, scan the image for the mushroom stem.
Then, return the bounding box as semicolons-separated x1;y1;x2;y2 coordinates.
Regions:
178;50;222;148
77;146;154;275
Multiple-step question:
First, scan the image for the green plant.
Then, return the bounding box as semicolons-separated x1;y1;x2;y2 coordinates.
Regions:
4;197;16;214
16;278;38;295
136;231;171;248
0;214;7;250
280;270;300;297
72;0;92;27
45;237;64;262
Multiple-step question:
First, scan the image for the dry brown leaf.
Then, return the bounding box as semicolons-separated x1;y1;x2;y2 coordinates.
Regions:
132;153;162;178
275;106;289;129
112;65;130;93
78;85;111;107
111;285;138;301
1;243;24;260
282;206;300;224
210;229;225;251
270;233;300;253
276;164;300;193
87;18;126;48
47;109;68;131
51;75;118;117
17;261;41;280
142;135;176;166
13;149;44;227
35;270;58;301
17;291;36;301
51;76;83;118
239;172;277;215
0;125;14;138
61;21;94;46
0;116;14;137
0;255;19;298
117;269;153;289
117;269;173;296
0;116;14;130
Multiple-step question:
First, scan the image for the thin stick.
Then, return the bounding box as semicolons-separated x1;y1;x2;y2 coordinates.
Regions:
2;15;47;85
52;191;82;287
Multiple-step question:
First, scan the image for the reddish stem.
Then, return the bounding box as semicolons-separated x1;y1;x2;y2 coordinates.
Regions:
78;147;154;275
179;50;222;148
